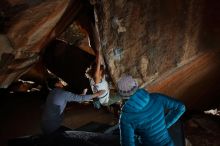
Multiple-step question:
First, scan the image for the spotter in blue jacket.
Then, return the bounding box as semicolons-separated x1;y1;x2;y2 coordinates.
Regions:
119;89;186;146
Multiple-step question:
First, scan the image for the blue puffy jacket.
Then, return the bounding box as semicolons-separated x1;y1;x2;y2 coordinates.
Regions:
119;89;185;146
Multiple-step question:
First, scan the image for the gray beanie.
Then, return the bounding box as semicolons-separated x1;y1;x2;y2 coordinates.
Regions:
117;75;138;97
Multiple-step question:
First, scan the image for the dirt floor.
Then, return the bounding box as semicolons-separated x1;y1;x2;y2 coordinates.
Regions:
183;111;220;146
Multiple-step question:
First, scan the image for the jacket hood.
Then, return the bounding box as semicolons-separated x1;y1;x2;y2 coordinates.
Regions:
122;89;150;113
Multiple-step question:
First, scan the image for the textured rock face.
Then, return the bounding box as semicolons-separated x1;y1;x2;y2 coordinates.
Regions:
147;51;220;109
94;0;220;109
95;0;206;85
0;0;219;110
6;0;69;52
0;0;69;87
0;35;39;88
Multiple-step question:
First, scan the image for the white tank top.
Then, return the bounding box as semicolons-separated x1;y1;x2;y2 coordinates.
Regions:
89;77;109;105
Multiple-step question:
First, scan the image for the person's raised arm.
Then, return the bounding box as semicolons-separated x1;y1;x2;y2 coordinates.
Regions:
157;93;186;128
94;50;102;84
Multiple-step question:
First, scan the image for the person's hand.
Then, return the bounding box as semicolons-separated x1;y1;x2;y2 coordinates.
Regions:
96;50;101;62
92;90;106;98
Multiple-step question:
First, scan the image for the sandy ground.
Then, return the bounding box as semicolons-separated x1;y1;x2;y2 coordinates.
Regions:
184;111;220;146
